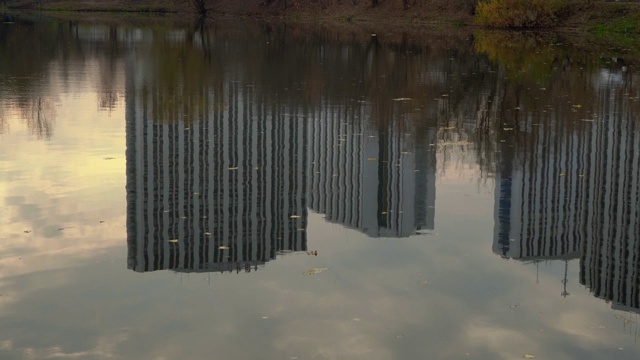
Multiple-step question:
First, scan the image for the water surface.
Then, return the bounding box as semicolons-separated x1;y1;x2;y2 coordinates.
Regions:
0;15;639;359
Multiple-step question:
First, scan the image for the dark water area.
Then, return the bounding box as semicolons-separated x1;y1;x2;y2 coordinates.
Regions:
0;14;639;359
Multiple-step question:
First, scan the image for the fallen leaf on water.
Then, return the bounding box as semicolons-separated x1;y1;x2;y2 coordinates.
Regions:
304;268;328;275
560;173;567;177
103;157;115;160
290;215;301;219
367;157;377;161
168;239;178;243
573;104;582;108
261;316;269;319
392;97;412;101
419;280;429;286
219;246;230;250
204;232;212;236
353;318;361;321
523;355;536;359
307;250;318;256
440;126;456;130
228;167;238;170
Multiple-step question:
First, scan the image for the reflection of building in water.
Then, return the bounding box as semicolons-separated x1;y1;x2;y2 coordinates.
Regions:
493;74;640;311
308;105;437;237
579;80;640;312
125;63;308;273
492;128;585;261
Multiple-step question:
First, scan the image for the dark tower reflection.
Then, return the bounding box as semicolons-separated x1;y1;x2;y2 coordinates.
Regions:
493;66;640;312
308;103;437;238
125;57;308;273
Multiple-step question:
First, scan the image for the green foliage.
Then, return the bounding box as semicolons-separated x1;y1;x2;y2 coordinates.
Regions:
475;0;570;28
590;13;640;35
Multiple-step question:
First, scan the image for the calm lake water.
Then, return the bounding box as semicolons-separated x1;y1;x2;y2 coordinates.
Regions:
1;13;639;359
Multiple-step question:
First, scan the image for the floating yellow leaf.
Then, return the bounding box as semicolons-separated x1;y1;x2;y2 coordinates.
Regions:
304;268;328;275
219;246;230;250
419;280;429;286
228;167;238;170
523;355;536;359
367;157;377;161
290;215;301;219
204;232;212;236
168;239;178;243
560;173;567;177
307;250;318;256
573;104;582;108
440;126;456;130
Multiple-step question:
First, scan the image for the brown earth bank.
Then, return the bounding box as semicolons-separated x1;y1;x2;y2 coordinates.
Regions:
2;0;640;32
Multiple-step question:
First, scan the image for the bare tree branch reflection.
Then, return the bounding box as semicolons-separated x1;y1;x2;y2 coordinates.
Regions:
22;97;55;140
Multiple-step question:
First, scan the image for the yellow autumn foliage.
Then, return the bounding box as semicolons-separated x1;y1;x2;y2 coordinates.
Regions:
476;0;571;28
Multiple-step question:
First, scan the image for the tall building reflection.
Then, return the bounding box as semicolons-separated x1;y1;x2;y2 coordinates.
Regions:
493;69;640;312
308;105;436;237
125;59;309;273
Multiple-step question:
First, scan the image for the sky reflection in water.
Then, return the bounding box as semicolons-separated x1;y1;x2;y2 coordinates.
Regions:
0;15;639;359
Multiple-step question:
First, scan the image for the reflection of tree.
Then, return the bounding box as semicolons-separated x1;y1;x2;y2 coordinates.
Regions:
97;26;124;112
22;97;55;140
0;109;7;135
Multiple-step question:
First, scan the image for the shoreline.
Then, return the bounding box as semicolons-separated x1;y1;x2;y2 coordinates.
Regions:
2;0;640;48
